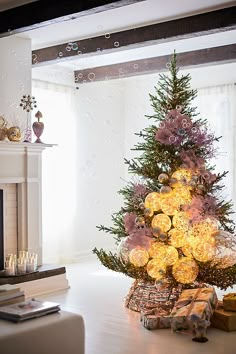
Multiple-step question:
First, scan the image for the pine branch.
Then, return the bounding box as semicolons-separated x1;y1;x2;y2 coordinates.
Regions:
93;248;153;281
198;263;236;289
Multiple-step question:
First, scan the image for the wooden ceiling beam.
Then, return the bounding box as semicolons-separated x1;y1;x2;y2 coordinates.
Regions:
0;0;143;37
32;6;236;66
74;43;236;83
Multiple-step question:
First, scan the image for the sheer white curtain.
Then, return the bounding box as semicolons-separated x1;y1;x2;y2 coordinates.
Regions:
195;84;236;220
32;80;78;264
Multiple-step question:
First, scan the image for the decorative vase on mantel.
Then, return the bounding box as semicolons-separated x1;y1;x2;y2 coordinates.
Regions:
33;111;44;143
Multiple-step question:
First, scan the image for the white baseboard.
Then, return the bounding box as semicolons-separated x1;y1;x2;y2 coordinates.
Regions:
18;274;70;298
71;247;117;263
43;248;117;265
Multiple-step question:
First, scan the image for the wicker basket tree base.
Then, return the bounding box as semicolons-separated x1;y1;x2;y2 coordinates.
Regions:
124;279;182;312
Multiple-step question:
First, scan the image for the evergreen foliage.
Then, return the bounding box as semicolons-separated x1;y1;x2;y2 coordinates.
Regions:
94;53;236;289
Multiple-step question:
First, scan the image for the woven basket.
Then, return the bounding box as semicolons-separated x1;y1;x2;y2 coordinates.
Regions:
124;279;182;312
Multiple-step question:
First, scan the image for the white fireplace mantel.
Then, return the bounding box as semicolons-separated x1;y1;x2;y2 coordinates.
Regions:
0;141;55;265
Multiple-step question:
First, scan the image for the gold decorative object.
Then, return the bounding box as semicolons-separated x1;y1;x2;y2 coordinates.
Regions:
152;227;161;237
144;208;154;217
148;242;166;258
168;228;186;248
172;257;199;284
158;173;169;183
144;192;161;211
163;245;179;266
7;126;22;142
149;243;178;266
146;258;166;279
135;216;145;226
191;218;218;238
129;248;149;267
173;186;192;204
172;211;190;231
151;213;171;232
192;241;215;262
161;197;179;215
181;237;195;258
172;169;192;186
160;186;172;194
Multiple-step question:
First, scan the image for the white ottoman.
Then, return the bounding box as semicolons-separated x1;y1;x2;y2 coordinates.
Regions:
0;310;85;354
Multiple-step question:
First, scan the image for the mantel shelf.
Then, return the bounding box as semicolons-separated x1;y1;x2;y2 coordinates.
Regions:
0;141;56;147
0;141;56;153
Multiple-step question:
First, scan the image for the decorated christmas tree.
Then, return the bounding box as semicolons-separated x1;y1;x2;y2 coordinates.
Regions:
93;53;236;307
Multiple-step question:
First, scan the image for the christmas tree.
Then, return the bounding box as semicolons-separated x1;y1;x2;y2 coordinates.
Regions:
93;53;236;292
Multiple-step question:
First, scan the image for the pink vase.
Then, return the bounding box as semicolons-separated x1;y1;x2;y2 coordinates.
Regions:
32;121;44;143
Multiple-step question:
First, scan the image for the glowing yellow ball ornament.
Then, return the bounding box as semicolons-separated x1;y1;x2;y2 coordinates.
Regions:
147;259;166;280
192;240;216;262
148;242;166;258
172;169;192;186
172;212;190;232
144;192;161;212
161;197;180;216
168;228;186;248
181;235;195;258
151;213;171;232
129;248;149;267
172;257;199;284
163;245;179;266
191;218;218;239
173;186;192;204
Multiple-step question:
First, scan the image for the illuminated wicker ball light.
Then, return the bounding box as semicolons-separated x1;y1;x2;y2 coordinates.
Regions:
168;228;186;248
172;257;199;284
161;197;179;216
147;259;166;280
125;167;233;284
129;248;149;267
151;213;171;232
144;192;161;212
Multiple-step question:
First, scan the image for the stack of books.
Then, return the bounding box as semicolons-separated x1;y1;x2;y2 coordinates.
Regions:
0;299;60;322
0;284;25;306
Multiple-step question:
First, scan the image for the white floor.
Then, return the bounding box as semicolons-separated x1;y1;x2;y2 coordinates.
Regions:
37;258;236;354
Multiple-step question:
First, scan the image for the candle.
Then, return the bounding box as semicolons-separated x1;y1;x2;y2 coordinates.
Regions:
17;258;26;274
5;261;15;276
26;258;35;273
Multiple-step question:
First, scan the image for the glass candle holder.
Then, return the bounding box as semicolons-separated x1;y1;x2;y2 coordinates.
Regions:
5;261;15;276
17;258;26;274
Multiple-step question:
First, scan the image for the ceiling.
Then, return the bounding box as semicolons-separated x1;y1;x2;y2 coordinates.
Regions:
0;0;36;11
9;0;235;86
18;0;235;50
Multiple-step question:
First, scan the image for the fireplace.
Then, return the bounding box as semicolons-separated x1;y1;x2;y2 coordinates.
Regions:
0;190;3;270
0;142;53;270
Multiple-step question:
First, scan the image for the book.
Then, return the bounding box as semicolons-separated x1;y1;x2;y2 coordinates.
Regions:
0;284;21;296
0;290;24;302
0;299;60;322
0;295;25;307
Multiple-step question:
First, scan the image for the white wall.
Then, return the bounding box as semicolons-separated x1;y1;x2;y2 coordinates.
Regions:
0;35;31;129
73;80;125;258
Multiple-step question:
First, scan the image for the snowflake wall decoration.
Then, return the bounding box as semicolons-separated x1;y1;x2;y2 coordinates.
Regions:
20;95;37;112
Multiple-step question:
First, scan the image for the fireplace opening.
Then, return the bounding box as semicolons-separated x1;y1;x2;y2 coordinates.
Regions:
0;189;3;270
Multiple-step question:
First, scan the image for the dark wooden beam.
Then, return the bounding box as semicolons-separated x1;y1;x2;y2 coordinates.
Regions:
32;6;236;66
74;44;236;83
0;0;143;37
